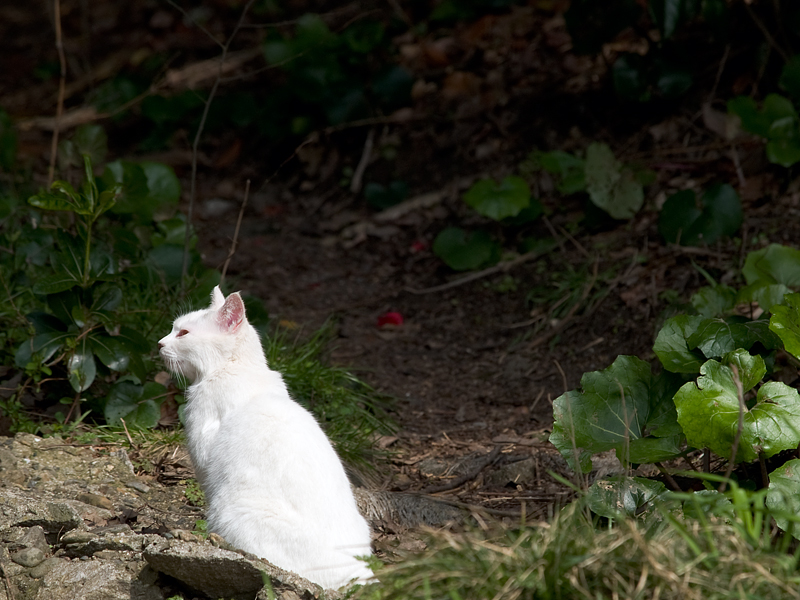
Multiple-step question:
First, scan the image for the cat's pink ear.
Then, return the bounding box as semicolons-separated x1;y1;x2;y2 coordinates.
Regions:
217;292;245;333
210;286;225;309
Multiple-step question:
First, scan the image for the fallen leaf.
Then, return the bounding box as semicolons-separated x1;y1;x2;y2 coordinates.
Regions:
377;312;404;328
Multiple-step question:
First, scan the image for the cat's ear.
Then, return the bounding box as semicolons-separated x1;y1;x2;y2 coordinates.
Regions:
217;292;245;333
210;286;225;309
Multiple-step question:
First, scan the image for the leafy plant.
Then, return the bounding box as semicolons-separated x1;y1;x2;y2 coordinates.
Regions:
658;184;742;246
550;244;800;489
433;227;500;271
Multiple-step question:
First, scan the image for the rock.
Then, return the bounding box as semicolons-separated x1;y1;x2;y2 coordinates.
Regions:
485;458;536;488
28;557;61;579
144;539;328;600
354;488;462;528
60;530;97;545
11;547;46;567
125;480;150;494
0;488;83;533
28;558;162;600
76;493;114;511
20;526;49;554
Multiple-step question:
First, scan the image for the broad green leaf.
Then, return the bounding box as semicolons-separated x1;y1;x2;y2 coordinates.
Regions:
68;344;96;392
533;150;586;194
691;285;736;318
584;142;643;219
147;244;184;284
105;382;160;429
766;459;800;539
737;282;791;313
141;161;181;207
653;314;705;373
32;272;80;295
28;189;78;213
0;109;17;171
90;335;131;372
613;54;650;102
14;331;72;368
682;489;735;521
659;185;741;245
432;227;500;271
687;317;780;359
46;288;83;325
743;244;800;287
728;96;769;138
769;292;800;360
462;177;531;221
649;0;683;38
92;285;123;312
674;358;800;462
587;477;668;520
550;356;683;473
72;124;108;167
722;349;766;392
116;326;151;353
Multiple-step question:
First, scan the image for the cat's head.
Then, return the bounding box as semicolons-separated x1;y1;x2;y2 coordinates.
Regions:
158;286;259;382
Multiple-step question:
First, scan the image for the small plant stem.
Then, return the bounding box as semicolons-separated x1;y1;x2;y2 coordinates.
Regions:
759;453;769;489
220;179;250;288
82;220;92;287
48;0;67;186
119;418;135;448
703;448;711;473
720;364;745;493
654;462;682;492
64;391;81;423
180;0;255;293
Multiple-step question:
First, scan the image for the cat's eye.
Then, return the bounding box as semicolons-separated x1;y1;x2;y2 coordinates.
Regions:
177;329;189;338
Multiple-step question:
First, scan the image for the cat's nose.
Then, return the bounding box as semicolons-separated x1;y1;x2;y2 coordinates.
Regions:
158;341;165;350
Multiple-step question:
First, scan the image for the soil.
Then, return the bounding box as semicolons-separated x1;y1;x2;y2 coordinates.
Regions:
3;1;798;524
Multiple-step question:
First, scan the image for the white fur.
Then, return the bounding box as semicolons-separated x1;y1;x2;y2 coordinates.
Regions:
158;287;373;590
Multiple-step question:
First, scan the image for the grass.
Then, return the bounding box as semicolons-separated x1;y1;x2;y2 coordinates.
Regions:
358;497;800;600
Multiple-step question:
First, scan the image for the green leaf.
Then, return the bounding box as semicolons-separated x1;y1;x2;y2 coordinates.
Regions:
102;160;178;219
612;54;650;102
68;343;96;392
587;476;669;520
432;227;500;271
584;142;644;219
72;124;108;167
116;326;151;353
653;314;705;373
691;285;737;318
0;109;17;171
32;273;80;295
462;177;531;221
687;317;780;359
141;161;181;207
722;349;767;392
769;292;800;360
674;357;800;462
105;382;161;429
743;244;800;287
766;459;800;539
728;96;770;138
28;186;79;213
90;335;131;372
364;181;408;210
549;356;683;473
533;150;586;194
737;282;791;313
658;185;742;245
92;285;123;312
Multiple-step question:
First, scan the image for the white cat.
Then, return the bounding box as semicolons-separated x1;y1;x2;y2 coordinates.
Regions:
158;287;373;590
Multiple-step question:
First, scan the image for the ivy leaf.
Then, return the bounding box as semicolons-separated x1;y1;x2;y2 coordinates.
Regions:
742;244;800;287
105;382;161;429
587;476;669;520
90;335;131;372
780;56;800;103
533;150;586;194
737;282;791;313
462;176;531;221
658;185;742;245
691;285;737;318
674;357;800;463
432;227;500;271
687;317;781;359
766;459;800;539
653;314;705;373
550;356;683;473
769;292;800;360
68;342;96;392
584;142;644;219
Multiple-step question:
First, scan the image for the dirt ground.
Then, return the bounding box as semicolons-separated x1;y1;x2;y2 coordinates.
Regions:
3;0;797;521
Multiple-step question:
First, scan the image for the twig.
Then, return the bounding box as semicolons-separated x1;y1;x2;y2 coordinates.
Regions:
405;250;543;295
421;446;502;494
220;179;251;287
350;128;375;194
119;418;135;448
180;0;255;293
707;44;730;103
542;215;566;254
164;0;224;50
744;2;789;62
654;462;682;492
553;359;568;394
558;225;591;259
48;0;67;186
720;365;745;493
